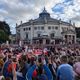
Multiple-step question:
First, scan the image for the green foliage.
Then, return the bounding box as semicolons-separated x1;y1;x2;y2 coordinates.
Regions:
0;21;11;43
0;30;9;42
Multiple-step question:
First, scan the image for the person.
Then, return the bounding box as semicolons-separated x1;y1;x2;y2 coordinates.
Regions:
0;55;4;73
56;55;75;80
68;56;74;67
16;55;30;80
73;57;80;80
0;55;5;80
26;57;53;80
48;56;56;80
2;53;17;80
2;54;13;79
12;61;17;80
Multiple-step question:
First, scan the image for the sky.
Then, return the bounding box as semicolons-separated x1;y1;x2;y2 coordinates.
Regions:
0;0;80;34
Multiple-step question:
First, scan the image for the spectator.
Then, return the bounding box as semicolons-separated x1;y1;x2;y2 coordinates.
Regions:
3;54;13;80
56;55;75;80
48;56;56;80
73;57;80;80
26;57;53;80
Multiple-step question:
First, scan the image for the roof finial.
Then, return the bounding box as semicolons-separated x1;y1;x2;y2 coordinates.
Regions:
44;7;46;11
43;7;47;13
69;20;71;24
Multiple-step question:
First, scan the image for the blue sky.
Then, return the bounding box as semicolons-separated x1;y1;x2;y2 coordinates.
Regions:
0;0;80;34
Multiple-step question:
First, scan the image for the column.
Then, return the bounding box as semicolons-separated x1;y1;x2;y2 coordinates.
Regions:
71;35;72;44
43;39;46;45
30;22;33;44
54;40;55;45
74;35;76;44
19;40;22;47
30;26;32;44
67;35;69;44
63;35;65;44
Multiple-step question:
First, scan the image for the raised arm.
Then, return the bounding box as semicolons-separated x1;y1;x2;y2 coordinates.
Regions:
12;62;17;80
43;64;53;80
26;65;36;80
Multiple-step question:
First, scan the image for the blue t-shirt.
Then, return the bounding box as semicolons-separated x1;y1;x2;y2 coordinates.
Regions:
57;64;75;80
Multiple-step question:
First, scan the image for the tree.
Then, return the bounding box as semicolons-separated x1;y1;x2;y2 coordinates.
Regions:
0;30;9;42
0;21;11;43
0;21;11;34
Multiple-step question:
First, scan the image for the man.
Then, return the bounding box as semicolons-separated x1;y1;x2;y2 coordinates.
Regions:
56;55;75;80
3;53;17;80
3;54;13;79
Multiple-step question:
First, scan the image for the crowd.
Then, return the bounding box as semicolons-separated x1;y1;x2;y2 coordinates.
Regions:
0;43;80;80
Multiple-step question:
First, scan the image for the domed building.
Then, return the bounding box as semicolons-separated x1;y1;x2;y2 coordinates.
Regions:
16;8;76;44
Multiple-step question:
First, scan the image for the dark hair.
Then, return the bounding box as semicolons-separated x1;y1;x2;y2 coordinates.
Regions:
8;54;12;59
6;77;12;80
21;55;27;61
60;56;68;63
38;57;42;63
12;57;16;62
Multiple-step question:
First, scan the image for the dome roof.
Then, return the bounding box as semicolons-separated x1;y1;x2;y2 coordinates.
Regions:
39;7;50;18
17;7;73;28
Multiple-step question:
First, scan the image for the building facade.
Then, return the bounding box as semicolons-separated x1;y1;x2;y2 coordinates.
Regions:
16;8;76;44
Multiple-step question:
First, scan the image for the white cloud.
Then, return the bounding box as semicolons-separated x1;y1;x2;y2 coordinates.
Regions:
0;0;80;34
50;0;80;27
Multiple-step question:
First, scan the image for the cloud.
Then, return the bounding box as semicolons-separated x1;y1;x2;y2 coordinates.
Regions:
0;0;80;34
63;0;74;5
52;3;64;13
50;0;80;27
